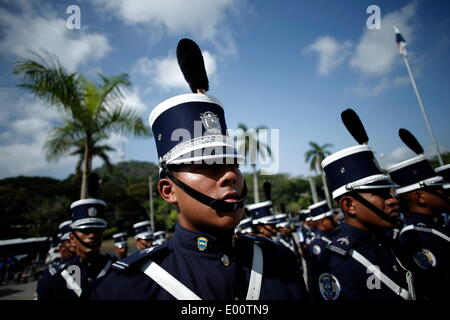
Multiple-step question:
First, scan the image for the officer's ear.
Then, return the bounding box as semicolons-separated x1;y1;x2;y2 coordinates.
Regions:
339;195;356;217
69;232;76;246
158;178;177;204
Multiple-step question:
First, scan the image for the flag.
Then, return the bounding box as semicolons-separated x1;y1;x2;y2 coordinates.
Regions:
393;24;407;56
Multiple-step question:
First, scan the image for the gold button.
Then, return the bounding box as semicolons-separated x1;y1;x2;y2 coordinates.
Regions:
221;254;230;267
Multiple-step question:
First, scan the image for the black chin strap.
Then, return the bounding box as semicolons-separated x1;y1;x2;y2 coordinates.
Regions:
163;165;248;212
349;190;401;227
72;231;100;249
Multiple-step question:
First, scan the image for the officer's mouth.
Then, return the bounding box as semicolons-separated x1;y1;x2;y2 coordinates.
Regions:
221;192;241;202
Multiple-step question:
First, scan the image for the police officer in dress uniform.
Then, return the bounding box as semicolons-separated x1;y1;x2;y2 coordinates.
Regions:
386;129;450;300
306;201;336;266
36;199;115;300
276;214;302;260
87;38;308;300
133;221;154;250
112;232;129;259
308;109;416;301
247;201;279;241
57;220;76;263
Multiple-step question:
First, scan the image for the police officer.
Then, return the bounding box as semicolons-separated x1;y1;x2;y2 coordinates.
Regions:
57;220;76;263
309;109;415;301
87;38;308;300
36;198;115;300
276;214;302;259
133;220;154;250
386;128;450;300
247;200;279;240
306;201;336;266
112;232;129;259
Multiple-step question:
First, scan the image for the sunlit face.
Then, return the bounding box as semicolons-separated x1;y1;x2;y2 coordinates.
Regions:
256;224;277;238
69;228;104;258
159;163;245;234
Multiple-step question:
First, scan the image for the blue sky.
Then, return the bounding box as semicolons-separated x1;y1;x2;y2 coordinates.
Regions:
0;0;449;180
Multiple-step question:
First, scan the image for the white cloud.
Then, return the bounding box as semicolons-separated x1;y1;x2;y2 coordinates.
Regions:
92;0;241;55
0;6;111;71
121;87;147;113
349;75;410;97
304;36;352;75
349;1;418;75
132;50;217;91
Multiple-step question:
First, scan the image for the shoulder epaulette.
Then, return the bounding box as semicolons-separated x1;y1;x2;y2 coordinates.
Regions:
48;260;70;276
326;234;357;257
111;242;170;271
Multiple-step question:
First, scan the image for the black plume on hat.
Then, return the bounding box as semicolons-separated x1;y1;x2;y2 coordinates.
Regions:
280;203;286;213
176;38;209;93
341;108;369;145
263;181;271;201
87;172;100;198
399;128;424;155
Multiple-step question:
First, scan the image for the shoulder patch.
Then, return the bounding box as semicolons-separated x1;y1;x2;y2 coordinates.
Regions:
112;242;169;271
318;273;341;300
413;248;437;269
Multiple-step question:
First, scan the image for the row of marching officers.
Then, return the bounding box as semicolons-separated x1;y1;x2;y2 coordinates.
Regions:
35;38;449;301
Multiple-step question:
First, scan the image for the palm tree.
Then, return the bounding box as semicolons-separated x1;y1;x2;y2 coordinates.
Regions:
304;141;333;207
236;123;272;203
14;53;151;199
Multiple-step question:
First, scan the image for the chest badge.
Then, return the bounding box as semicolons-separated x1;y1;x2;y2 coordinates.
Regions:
413;248;436;269
197;237;208;251
318;273;341;300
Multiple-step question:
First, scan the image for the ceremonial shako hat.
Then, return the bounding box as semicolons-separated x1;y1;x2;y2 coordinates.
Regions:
147;38;247;214
247;201;277;225
58;220;72;241
133;221;153;240
435;164;450;189
386;129;444;194
386;155;444;194
112;232;128;248
322;145;397;199
149;94;244;166
70;199;107;230
308;200;334;221
153;230;168;245
299;209;310;221
275;213;290;228
235;217;253;233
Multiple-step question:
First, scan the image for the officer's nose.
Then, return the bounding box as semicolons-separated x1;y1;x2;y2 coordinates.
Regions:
217;166;239;188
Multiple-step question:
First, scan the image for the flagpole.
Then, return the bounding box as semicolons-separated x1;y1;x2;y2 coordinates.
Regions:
402;53;444;166
394;24;444;166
